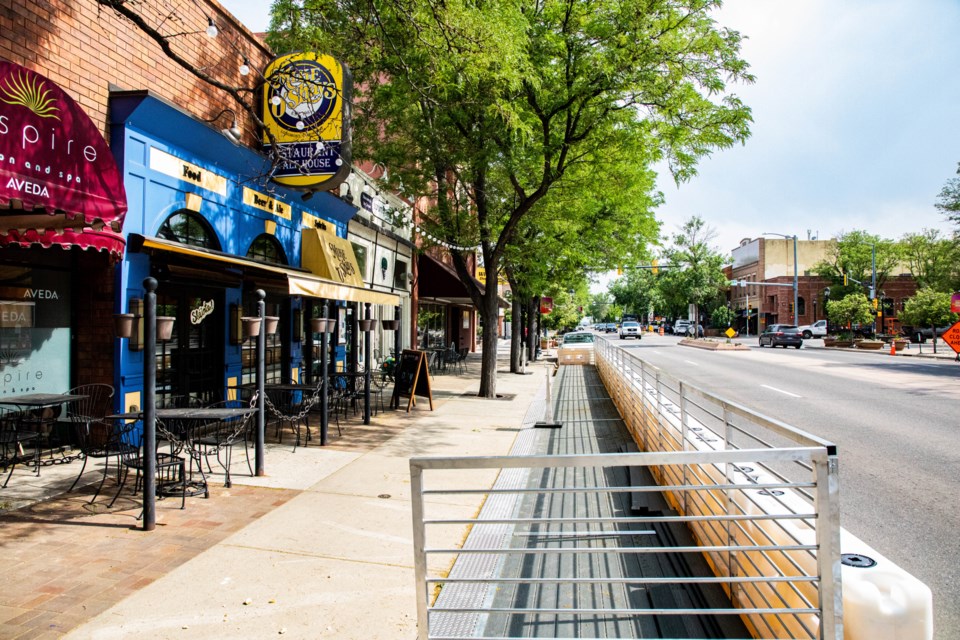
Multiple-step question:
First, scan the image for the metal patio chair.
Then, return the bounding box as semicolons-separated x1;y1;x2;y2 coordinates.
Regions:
1;406;40;488
65;384;119;502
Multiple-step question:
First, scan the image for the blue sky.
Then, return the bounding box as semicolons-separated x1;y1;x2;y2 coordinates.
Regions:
222;0;960;268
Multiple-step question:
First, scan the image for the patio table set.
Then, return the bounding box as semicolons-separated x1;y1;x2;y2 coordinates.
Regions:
0;385;256;512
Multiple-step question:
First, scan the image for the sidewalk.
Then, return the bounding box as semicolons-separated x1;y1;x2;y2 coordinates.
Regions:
0;345;546;640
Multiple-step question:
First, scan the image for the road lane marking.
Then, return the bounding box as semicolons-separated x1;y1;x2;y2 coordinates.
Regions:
685;360;698;366
761;384;802;398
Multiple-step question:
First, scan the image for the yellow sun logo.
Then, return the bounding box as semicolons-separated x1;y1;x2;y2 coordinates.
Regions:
0;71;60;120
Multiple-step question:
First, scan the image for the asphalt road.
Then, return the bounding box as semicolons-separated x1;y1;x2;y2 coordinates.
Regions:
607;331;960;639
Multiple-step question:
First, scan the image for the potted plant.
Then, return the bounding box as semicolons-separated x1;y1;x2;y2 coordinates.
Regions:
856;338;885;350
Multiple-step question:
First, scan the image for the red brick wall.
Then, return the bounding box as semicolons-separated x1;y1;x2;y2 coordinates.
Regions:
0;0;271;386
0;0;271;143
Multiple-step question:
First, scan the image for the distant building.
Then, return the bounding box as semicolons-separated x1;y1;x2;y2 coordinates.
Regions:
727;237;918;334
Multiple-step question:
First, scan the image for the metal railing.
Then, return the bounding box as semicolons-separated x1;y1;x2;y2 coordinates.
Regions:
410;338;842;639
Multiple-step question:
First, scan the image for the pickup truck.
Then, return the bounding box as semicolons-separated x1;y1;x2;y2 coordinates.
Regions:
796;320;827;339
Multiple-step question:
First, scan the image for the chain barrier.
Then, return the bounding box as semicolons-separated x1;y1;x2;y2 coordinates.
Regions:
261;379;326;425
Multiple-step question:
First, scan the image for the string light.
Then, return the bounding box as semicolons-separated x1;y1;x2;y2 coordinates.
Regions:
206;17;218;38
239;57;250;76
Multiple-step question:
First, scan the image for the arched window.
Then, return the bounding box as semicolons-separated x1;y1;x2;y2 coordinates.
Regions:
246;234;287;265
158;210;219;250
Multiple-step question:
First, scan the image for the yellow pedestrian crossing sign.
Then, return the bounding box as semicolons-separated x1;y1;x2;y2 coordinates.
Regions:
725;327;737;339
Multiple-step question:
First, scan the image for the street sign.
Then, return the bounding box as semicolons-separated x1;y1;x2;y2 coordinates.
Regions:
725;327;736;339
941;321;960;354
951;293;960;314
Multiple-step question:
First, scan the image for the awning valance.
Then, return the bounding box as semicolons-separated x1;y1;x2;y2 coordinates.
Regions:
417;253;508;308
0;61;127;259
131;235;398;306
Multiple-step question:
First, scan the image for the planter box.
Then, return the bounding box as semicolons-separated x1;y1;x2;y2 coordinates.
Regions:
857;341;884;350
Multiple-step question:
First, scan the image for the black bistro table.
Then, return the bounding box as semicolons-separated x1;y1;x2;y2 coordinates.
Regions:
0;393;89;465
107;406;256;494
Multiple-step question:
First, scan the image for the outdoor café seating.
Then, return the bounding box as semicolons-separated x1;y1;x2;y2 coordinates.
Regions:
0;406;41;488
109;420;187;511
193;399;254;487
65;384;119;502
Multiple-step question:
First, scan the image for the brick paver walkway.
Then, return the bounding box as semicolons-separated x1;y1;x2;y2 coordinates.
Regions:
0;481;297;639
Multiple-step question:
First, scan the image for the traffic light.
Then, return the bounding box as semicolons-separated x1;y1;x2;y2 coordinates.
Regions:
843;273;848;286
652;259;659;275
617;266;623;275
872;297;879;309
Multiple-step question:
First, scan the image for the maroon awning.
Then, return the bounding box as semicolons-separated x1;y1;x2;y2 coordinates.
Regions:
0;61;127;259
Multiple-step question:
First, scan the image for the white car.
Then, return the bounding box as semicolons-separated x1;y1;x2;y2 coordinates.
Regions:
796;319;828;339
673;319;692;335
619;321;641;339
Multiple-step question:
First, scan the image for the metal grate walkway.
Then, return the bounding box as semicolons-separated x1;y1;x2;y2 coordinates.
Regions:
432;365;749;639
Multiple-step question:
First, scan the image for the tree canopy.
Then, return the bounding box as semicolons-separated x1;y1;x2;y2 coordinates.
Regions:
268;0;754;395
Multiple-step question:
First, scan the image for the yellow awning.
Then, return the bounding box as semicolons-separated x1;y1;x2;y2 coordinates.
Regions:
132;235;399;306
301;227;365;288
288;273;399;306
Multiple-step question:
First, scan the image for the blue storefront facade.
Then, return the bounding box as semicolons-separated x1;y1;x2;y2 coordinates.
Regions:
110;91;398;412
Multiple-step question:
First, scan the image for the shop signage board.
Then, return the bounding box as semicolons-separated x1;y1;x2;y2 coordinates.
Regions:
942;321;960;354
391;349;433;412
540;297;553;314
951;293;960;314
261;52;352;191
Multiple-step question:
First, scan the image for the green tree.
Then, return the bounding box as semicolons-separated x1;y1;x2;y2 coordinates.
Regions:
899;288;959;354
711;305;736;329
661;216;729;330
825;293;873;334
899;229;960;293
609;267;661;323
269;0;754;396
813;230;899;300
935;162;960;226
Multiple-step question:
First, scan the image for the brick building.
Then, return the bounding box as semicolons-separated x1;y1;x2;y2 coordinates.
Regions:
728;237;918;335
0;1;408;409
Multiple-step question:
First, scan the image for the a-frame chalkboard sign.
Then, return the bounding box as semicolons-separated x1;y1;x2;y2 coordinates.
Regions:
390;349;434;412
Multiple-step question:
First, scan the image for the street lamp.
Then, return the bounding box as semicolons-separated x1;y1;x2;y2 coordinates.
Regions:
763;232;798;325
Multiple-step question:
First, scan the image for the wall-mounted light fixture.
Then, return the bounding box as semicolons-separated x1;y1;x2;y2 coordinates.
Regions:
204;109;241;145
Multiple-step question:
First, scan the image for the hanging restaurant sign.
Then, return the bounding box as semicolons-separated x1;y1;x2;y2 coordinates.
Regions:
0;60;127;257
261;52;352;192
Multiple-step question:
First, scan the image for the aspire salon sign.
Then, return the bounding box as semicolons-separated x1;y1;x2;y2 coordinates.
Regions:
0;60;127;230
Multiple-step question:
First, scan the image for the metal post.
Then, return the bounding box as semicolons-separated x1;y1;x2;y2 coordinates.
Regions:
534;363;561;428
141;277;158;531
363;302;372;425
394;304;402;373
871;244;877;335
255;290;266;476
320;302;330;446
792;234;799;325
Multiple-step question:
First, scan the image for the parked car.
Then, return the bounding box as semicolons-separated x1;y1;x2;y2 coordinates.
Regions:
758;324;803;348
660;321;673;334
561;331;595;349
796;319;828;339
673;319;692;335
605;323;619;333
686;323;704;338
619;321;642;340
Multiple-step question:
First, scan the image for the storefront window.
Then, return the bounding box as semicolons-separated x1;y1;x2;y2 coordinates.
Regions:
240;297;282;385
158;210;219;249
417;303;446;349
247;234;286;264
0;266;71;397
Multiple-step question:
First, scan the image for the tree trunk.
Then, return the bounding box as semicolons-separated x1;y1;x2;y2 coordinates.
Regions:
477;288;501;397
526;296;538;361
510;296;523;373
